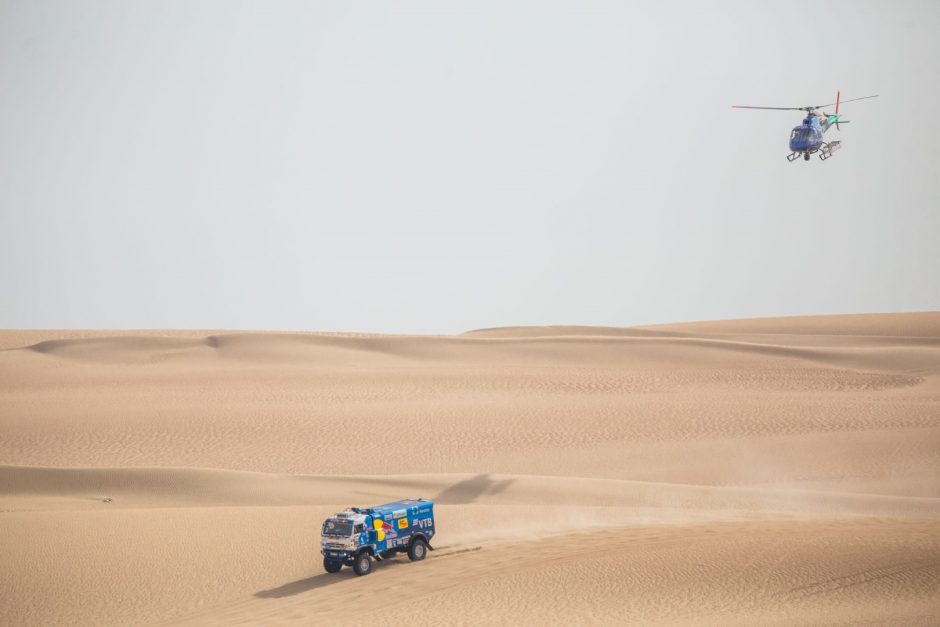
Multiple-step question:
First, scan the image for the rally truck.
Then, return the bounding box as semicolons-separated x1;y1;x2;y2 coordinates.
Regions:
320;499;435;576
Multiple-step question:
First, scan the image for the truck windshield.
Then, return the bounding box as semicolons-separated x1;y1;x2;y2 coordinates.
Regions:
322;520;354;537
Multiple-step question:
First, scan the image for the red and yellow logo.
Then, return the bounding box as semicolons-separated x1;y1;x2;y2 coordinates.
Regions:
373;518;393;541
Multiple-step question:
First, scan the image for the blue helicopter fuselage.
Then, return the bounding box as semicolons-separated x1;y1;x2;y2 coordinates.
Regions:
789;114;829;152
733;91;876;161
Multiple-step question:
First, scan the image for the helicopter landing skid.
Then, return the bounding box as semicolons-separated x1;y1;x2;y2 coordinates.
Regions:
818;140;842;161
786;152;801;162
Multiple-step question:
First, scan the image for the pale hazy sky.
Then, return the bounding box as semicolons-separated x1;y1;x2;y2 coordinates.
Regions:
1;1;938;333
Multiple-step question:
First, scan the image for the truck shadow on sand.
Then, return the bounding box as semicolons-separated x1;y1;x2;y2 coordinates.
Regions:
255;574;336;598
255;559;411;598
254;547;483;599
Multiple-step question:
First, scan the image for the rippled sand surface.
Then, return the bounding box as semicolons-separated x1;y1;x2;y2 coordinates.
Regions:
2;312;938;625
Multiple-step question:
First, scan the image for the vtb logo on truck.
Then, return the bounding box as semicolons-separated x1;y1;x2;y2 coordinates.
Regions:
414;517;433;529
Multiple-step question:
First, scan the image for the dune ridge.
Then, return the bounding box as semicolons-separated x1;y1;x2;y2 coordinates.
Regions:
5;465;939;518
2;313;939;625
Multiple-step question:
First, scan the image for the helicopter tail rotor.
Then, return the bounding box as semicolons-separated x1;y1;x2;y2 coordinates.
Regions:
826;91;867;130
835;91;841;130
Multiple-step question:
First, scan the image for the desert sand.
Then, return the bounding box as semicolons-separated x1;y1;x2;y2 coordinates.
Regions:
1;312;939;626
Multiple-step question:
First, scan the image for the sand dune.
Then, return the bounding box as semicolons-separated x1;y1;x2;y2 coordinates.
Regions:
1;313;939;625
636;311;940;337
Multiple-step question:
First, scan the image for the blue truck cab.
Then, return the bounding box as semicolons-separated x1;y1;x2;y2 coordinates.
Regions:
320;498;435;576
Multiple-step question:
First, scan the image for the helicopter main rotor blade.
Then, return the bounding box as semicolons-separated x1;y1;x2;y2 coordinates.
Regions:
813;94;879;109
731;105;806;111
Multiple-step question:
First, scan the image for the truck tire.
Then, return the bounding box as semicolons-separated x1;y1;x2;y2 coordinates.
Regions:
352;552;373;576
323;557;342;573
408;538;428;562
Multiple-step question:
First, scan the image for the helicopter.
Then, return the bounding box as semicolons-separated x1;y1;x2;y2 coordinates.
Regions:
733;92;878;162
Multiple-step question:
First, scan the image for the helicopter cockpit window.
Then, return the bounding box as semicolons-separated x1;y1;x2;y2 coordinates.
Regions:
791;127;815;143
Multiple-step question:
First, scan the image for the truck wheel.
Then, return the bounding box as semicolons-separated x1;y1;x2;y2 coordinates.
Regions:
323;558;342;574
408;539;428;562
352;553;373;576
